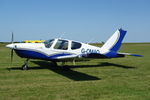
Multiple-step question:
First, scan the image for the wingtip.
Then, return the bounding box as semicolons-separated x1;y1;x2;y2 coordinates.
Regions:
131;54;143;57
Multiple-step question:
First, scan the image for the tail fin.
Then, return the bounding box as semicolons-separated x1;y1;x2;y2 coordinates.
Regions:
101;28;127;52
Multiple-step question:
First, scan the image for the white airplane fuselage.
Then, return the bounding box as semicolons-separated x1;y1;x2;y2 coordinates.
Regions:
6;28;142;69
6;39;107;61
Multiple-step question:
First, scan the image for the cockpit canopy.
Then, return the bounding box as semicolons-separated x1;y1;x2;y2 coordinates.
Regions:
71;41;82;50
44;39;54;48
54;39;68;50
44;39;82;50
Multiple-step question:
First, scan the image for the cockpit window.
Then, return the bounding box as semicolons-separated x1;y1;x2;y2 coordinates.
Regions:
71;41;82;50
44;39;54;48
54;39;68;50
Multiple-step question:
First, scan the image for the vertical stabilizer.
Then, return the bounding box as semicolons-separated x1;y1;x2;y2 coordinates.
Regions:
101;29;127;52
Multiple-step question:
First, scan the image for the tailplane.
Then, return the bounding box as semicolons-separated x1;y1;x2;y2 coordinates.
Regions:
101;28;127;52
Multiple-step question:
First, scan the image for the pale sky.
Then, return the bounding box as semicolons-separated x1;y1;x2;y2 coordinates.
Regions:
0;0;150;42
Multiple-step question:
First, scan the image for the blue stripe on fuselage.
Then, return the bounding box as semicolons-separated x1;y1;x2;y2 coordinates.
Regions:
15;49;72;60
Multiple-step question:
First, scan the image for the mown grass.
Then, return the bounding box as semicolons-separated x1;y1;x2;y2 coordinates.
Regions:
0;43;150;100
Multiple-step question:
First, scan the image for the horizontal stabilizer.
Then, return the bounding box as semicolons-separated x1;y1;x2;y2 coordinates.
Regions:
118;53;143;57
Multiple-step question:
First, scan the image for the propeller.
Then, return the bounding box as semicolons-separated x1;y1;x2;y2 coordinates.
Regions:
11;32;14;44
11;49;14;63
10;32;14;63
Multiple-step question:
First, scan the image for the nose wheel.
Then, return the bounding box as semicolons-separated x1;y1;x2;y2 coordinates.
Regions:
22;59;29;70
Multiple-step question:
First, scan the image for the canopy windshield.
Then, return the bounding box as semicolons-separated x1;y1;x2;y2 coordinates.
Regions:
44;39;54;48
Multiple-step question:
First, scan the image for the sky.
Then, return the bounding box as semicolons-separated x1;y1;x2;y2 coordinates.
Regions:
0;0;150;43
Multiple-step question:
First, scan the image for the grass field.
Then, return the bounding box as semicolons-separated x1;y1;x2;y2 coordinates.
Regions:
0;43;150;100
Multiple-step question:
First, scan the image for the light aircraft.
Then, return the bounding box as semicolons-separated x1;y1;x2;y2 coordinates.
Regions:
6;29;142;70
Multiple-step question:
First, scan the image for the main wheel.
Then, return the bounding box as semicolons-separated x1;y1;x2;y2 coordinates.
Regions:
22;64;28;70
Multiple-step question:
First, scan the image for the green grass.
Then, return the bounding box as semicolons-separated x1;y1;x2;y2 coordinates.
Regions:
0;43;150;100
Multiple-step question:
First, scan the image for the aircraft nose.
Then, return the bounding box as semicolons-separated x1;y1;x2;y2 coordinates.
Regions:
6;44;15;49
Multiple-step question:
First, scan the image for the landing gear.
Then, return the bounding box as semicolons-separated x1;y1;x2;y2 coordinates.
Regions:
22;64;28;70
22;59;29;70
73;59;76;66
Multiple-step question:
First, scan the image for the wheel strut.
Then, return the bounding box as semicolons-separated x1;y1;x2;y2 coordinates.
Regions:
22;59;29;70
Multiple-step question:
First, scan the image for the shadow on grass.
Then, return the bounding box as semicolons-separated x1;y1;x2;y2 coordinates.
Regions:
7;61;135;81
35;61;101;81
8;61;101;81
68;62;135;69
